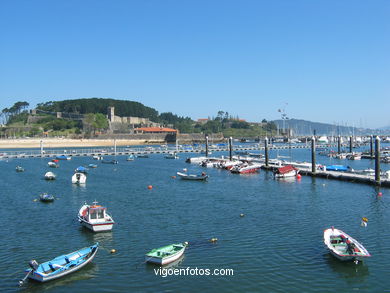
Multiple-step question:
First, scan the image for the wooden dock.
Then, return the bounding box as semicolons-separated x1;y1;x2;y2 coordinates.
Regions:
0;143;317;159
262;165;390;187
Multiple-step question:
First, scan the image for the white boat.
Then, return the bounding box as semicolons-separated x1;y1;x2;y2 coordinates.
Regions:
177;171;208;181
274;165;299;179
323;227;370;263
347;153;361;160
47;161;59;168
231;163;262;174
93;155;103;160
317;136;329;144
72;172;87;184
145;243;187;265
44;172;56;180
78;202;115;232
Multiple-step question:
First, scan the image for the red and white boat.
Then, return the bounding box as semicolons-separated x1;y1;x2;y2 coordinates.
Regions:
78;202;115;232
231;163;262;174
323;227;370;263
274;165;299;179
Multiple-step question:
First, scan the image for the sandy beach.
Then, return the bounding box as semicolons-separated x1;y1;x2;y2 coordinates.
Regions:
0;138;154;149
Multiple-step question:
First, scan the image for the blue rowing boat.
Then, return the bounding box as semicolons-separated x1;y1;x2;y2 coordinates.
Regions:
325;165;350;172
20;243;99;284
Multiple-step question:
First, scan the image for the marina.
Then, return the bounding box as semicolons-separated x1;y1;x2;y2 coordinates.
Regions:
1;142;390;292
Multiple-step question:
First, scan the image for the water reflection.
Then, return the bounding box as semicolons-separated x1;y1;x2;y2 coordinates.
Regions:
324;254;369;284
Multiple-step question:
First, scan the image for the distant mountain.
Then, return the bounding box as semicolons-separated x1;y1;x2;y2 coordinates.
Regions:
272;119;377;136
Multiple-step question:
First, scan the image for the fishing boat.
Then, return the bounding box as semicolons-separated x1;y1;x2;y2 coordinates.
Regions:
145;242;188;265
40;193;54;202
48;161;59;168
126;154;135;161
231;163;262;174
72;172;87;184
165;152;179;159
177;171;208;181
274;165;298;179
16;166;25;172
78;202;115;232
56;155;71;160
102;159;118;164
88;164;97;168
44;172;56;180
324;227;370;263
75;166;88;174
20;243;99;284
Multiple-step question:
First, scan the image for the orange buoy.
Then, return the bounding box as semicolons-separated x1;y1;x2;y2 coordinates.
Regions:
378;192;383;196
296;174;302;180
171;176;176;179
148;185;153;190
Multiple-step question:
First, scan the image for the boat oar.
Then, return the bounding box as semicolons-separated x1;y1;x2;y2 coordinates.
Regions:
19;270;32;286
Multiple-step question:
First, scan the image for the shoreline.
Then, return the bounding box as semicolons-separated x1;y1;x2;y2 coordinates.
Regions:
0;138;163;149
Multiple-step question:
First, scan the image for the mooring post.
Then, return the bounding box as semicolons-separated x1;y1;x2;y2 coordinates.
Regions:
229;137;233;161
337;135;341;154
265;137;269;167
370;135;374;158
375;136;380;184
114;139;117;155
40;140;43;156
205;135;209;158
349;136;353;153
311;136;316;173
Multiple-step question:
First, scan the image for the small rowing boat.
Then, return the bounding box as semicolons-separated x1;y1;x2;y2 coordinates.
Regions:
145;242;188;265
40;193;54;202
176;172;208;181
324;227;370;263
16;166;25;172
20;243;99;284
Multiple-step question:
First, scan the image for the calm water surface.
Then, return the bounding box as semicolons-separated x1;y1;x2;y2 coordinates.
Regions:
1;145;390;292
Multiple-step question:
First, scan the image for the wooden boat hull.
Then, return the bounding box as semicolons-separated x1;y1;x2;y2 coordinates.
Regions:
145;245;186;265
27;243;98;282
324;228;370;262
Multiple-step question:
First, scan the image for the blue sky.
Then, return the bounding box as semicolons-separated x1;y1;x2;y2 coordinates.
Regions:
0;0;389;128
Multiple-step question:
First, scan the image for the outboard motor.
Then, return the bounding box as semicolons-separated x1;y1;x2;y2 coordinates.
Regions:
29;260;39;270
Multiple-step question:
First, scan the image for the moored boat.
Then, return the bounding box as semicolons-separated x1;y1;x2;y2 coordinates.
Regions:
102;159;118;164
72;172;87;184
274;165;298;179
88;164;97;168
75;166;88;174
40;193;55;202
56;155;71;160
48;161;59;168
126;154;135;161
44;172;56;180
165;152;179;159
16;166;25;172
78;202;115;232
176;172;208;181
145;242;188;265
231;163;262;174
93;155;103;160
323;227;370;263
20;243;99;284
